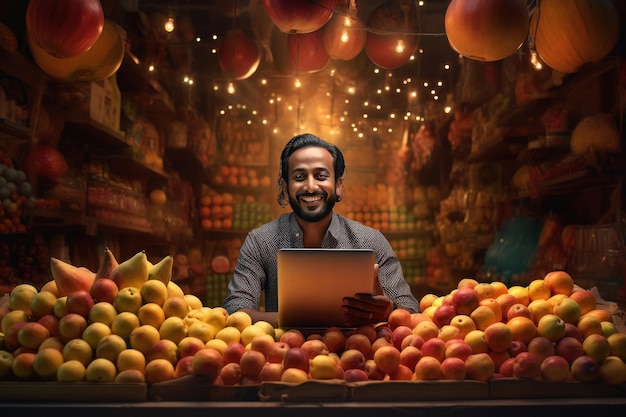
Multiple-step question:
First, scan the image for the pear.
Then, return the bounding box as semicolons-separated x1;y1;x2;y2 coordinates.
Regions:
111;251;149;289
50;258;96;297
148;255;173;285
95;248;119;279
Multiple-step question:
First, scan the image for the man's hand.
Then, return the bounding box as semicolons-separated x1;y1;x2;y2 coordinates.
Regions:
342;293;393;326
341;264;393;326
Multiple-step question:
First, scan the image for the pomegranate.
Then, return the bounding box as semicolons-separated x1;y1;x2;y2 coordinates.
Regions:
26;0;104;58
364;0;419;69
21;144;68;186
263;0;339;33
218;29;261;80
288;30;330;73
445;0;529;62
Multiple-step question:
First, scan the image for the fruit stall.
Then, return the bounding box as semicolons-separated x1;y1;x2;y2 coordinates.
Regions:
1;0;626;413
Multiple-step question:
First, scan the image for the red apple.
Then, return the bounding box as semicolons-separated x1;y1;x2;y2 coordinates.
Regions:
267;341;290;364
355;325;378;344
499;357;516;377
555;336;584;365
570;355;600;382
279;329;305;348
340;348;366;371
239;349;266;379
376;325;393;343
451;288;479;316
65;290;94;318
527;336;556;363
191;348;224;380
540;355;570;381
564;323;583;342
344;368;369;382
401;334;425;351
223;342;246;365
90;278;119;304
444;339;473;361
391;325;413;350
513;352;541;379
174;355;195;378
432;304;457;328
322;328;346;354
508;340;528;357
441;357;466;380
506;303;533;322
421;337;446;362
345;333;372;357
37;314;60;338
399;345;422;370
282;347;309;372
178;336;205;358
220;362;243;385
258;362;284;382
496;294;518;322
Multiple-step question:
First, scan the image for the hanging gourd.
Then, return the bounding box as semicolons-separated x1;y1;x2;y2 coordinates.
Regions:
218;29;261;80
288;29;330;73
263;0;339;33
26;0;104;58
445;0;529;62
27;19;125;82
530;0;620;73
364;0;419;70
322;1;367;61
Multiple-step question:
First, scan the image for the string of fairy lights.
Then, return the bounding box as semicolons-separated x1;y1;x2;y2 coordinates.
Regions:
140;1;461;140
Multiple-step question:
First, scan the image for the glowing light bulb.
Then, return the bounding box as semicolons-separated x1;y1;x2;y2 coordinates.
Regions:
227;82;235;94
294;78;301;88
395;40;405;54
164;17;175;33
341;30;349;43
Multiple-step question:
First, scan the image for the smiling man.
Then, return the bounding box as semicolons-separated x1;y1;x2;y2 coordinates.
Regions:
223;133;419;327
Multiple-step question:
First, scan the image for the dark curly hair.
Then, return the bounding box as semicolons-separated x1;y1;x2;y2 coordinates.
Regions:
277;133;346;207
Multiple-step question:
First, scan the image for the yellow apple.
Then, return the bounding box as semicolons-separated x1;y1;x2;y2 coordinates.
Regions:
528;299;552;324
527;279;551;301
113;287;143;314
17;322;50;350
215;326;242;345
53;296;68;318
449;314;477;339
115;369;146;383
82;322;112;350
58;313;88;342
184;294;203;310
32;348;64;380
470;305;497;331
129;324;161;355
465;352;495;382
162;296;190;319
309;353;338;380
86;357;117;382
1;310;29;334
63;338;93;366
147;339;179;365
226;311;252;332
145;358;176;384
95;334;127;362
111;312;140;342
116;348;146;373
205;338;228;354
9;284;38;315
508;286;530;306
552;297;581;324
187;321;216;343
29;291;58;319
537;314;566;342
139;280;168;306
88;301;118;327
56;359;87;382
137;302;166;328
159;316;188;344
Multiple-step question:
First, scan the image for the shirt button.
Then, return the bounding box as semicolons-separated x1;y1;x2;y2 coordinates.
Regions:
295;233;300;237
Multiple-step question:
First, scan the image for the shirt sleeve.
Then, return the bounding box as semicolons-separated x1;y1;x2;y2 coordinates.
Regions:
222;231;266;314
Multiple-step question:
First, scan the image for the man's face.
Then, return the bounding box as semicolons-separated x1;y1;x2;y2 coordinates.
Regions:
285;146;342;223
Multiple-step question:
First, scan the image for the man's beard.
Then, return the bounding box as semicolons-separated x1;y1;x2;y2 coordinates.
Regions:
288;190;337;222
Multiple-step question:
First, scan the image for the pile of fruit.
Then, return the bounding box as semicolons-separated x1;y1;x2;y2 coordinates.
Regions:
1;250;625;387
0;159;36;235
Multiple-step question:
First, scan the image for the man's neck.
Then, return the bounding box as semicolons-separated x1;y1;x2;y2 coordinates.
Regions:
296;213;333;248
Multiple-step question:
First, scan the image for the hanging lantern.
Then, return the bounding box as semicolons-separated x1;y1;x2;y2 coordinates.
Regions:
28;19;124;82
26;0;104;58
445;0;529;62
530;0;620;73
364;0;419;70
263;0;340;33
218;29;261;80
288;29;330;73
322;8;367;60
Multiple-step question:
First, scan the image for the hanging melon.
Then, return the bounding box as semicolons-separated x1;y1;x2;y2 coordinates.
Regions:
530;0;620;73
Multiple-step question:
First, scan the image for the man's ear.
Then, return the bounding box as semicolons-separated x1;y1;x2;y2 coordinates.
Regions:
336;177;345;202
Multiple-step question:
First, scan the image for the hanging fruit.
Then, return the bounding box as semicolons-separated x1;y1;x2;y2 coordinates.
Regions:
445;0;529;62
322;7;367;61
270;27;295;75
27;19;124;82
530;0;620;73
21;144;69;187
288;29;330;73
263;0;339;33
364;0;419;69
218;29;261;80
26;0;104;58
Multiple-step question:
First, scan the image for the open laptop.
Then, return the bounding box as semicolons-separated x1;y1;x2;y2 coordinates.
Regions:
277;248;376;329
